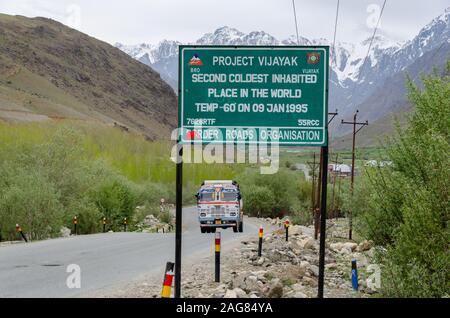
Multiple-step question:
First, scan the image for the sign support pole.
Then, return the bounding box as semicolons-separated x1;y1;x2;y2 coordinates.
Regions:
174;142;183;298
318;144;329;298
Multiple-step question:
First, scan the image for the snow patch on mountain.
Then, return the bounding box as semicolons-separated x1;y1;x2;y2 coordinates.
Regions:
116;7;450;129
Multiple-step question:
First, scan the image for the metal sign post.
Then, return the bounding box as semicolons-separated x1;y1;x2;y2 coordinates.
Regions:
176;45;330;298
174;142;183;298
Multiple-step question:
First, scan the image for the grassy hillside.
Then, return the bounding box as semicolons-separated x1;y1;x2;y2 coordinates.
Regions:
0;14;177;139
331;109;410;150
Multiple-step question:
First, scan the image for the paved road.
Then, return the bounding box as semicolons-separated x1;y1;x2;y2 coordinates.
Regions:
0;207;262;298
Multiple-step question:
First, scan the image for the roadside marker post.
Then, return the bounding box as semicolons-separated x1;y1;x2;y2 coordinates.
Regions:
284;220;290;242
351;259;359;291
215;232;221;283
16;224;28;243
161;262;175;298
102;217;106;233
73;216;78;236
258;227;264;257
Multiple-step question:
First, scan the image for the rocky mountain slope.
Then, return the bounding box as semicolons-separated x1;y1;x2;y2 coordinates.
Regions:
117;8;450;139
0;14;178;139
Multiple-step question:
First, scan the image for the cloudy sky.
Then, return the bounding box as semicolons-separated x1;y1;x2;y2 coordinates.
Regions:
0;0;448;45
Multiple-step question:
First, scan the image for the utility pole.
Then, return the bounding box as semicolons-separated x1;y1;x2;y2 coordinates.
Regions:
330;154;342;219
341;110;368;240
336;167;343;217
307;153;319;236
314;111;339;239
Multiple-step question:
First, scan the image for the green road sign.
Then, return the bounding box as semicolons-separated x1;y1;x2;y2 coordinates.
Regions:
178;46;329;146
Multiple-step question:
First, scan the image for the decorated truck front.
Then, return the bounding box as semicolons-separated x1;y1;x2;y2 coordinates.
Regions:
196;181;243;233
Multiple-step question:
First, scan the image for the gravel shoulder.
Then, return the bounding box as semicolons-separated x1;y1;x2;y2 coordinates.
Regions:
90;218;379;298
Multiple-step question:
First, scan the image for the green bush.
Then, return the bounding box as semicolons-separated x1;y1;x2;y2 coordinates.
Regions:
238;168;301;217
0;120;244;240
0;167;63;241
243;185;276;218
92;175;137;231
361;62;450;297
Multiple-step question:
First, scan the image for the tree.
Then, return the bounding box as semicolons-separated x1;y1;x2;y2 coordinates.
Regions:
243;185;276;218
363;62;450;297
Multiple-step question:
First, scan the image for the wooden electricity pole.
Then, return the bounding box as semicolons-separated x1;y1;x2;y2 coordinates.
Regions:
330;154;342;219
341;110;368;240
313;111;339;239
307;153;319;238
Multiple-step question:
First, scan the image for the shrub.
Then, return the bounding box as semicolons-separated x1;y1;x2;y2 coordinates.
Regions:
0;167;63;241
92;175;137;231
361;63;450;297
243;185;276;218
238;168;301;217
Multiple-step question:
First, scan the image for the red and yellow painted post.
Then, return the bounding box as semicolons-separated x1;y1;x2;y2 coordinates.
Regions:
16;224;28;242
73;216;78;235
161;262;175;298
258;226;263;257
102;217;107;233
215;232;221;282
284;220;290;242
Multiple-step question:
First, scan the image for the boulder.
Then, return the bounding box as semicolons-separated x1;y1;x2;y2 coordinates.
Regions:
325;263;338;270
343;242;358;252
330;242;344;252
214;284;228;293
233;288;248;298
252;271;268;281
267;282;284;298
245;275;263;293
309;265;320;277
302;276;318;287
299;237;316;250
291;283;305;292
357;240;374;252
256;257;265;266
289;225;302;236
299;261;311;272
291;291;308;298
224;289;238;298
60;227;71;238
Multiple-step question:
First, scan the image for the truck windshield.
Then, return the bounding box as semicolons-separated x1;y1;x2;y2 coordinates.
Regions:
199;192;215;202
222;192;238;202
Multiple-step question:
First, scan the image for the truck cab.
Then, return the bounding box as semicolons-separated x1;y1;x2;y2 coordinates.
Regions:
196;180;244;233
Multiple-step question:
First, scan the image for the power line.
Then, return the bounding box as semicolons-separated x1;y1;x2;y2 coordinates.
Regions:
360;0;388;78
349;0;388;105
292;0;300;45
332;0;340;66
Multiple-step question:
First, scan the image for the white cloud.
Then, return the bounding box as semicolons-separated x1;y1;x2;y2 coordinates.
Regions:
0;0;448;45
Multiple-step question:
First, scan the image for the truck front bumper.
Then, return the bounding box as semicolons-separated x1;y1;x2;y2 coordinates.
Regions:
199;218;239;227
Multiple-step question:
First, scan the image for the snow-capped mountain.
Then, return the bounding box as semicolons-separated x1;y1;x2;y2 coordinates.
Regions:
116;8;450;136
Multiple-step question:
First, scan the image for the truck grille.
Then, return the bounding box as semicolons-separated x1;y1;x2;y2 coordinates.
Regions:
211;206;225;217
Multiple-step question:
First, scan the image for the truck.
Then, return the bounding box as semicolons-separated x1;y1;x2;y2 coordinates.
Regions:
195;180;244;234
